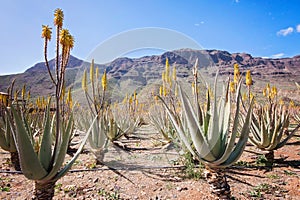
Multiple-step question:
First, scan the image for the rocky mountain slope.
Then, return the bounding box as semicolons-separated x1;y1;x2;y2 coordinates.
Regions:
0;49;299;101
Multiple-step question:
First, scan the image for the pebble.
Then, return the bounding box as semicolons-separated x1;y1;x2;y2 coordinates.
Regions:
176;186;188;192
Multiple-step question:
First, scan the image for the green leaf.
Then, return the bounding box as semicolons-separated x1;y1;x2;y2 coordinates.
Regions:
42;115;73;182
38;100;53;171
178;84;215;162
217;98;253;168
53;115;98;181
10;106;47;180
158;95;198;159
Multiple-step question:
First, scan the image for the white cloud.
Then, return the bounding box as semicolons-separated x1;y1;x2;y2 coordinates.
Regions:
235;0;240;3
277;27;294;36
272;53;284;59
194;21;204;26
297;24;300;33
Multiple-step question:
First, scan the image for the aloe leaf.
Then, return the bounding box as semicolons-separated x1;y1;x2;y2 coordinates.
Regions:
211;81;243;165
178;84;215;162
0;126;10;151
219;83;231;156
207;73;221;158
42;115;73;182
215;98;253;168
275;123;300;150
158;95;198;159
53;115;98;181
10;106;47;179
38;101;52;171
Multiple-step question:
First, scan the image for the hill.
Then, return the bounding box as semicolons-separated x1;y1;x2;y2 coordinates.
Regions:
0;49;299;102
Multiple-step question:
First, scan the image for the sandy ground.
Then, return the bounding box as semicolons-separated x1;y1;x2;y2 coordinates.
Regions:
1;124;300;200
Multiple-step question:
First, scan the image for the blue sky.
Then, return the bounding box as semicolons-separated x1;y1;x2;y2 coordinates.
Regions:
0;0;299;75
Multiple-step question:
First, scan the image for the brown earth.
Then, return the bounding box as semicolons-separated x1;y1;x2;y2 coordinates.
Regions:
1;124;300;200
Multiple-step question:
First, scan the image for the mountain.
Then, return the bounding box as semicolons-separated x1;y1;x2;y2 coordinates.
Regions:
0;49;299;102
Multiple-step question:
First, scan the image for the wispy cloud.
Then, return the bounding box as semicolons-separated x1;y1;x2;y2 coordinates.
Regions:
297;24;300;33
194;21;204;26
277;27;294;36
235;0;240;3
272;53;284;58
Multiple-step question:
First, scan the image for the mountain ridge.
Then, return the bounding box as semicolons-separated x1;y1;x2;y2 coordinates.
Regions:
0;49;299;100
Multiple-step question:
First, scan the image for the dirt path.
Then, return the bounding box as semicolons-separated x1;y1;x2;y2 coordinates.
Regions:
1;125;300;199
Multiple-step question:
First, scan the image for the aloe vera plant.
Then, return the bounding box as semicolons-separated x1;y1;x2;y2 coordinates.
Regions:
1;8;96;200
148;104;174;144
0;108;19;170
249;103;300;164
8;100;96;199
160;68;253;199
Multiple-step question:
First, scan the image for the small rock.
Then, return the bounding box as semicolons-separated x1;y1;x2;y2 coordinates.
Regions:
176;186;188;192
93;178;99;183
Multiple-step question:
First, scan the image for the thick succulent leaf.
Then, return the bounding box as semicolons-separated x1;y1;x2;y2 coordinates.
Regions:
250;111;262;141
38;102;52;171
158;95;198;159
215;98;253;168
42;115;74;182
0;126;10;151
211;81;242;166
276;113;289;142
10;106;47;179
52;115;98;182
178;84;215;162
275;123;300;150
207;74;221;158
260;114;270;148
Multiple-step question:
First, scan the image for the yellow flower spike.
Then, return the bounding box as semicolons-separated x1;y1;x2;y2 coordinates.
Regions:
14;91;18;102
102;70;107;91
279;98;284;105
272;86;277;96
165;58;170;79
41;25;52;41
42;96;46;107
159;86;163;96
27;91;31;101
289;100;295;108
245;70;252;86
82;69;88;92
266;83;270;92
135;99;139;107
172;66;176;81
175;85;178;97
66;88;72;103
229;81;235;93
129;96;133;104
262;88;267;97
21;85;26;100
162;71;165;82
59;29;70;47
90;59;94;82
163;85;167;96
96;67;99;80
233;63;240;84
133;90;137;100
54;8;64;28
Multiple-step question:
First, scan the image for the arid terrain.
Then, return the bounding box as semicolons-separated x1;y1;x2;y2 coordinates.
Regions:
1;124;300;200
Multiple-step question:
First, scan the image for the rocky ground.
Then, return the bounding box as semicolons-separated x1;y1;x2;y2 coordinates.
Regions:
1;124;300;200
